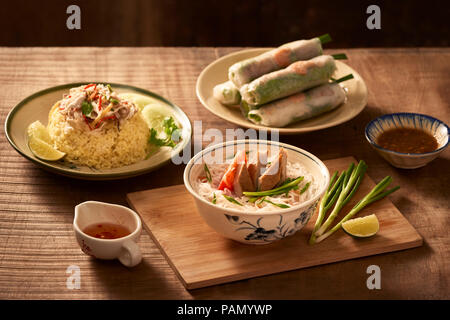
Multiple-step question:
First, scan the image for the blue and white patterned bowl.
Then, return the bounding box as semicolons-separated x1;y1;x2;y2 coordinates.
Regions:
365;113;449;169
183;140;330;245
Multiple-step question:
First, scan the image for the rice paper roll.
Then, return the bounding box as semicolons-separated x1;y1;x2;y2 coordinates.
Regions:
247;82;345;127
213;81;241;105
240;55;336;106
239;100;254;117
229;37;323;88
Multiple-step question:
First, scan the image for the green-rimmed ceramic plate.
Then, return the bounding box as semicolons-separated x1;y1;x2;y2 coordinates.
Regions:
196;48;368;134
5;82;192;180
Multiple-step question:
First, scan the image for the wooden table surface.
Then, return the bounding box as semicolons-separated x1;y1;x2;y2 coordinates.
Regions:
0;47;448;299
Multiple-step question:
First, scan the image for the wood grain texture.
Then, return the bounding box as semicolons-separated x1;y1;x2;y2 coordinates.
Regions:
0;47;449;299
127;157;423;289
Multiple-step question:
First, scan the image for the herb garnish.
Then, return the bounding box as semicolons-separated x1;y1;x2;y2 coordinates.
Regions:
300;182;311;194
223;195;243;206
212;193;217;204
263;199;290;209
204;164;212;183
81;101;93;116
148;116;181;148
243;176;304;197
249;196;290;208
248;196;260;203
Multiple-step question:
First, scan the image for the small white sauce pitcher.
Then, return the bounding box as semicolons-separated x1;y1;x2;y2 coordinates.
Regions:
73;201;142;267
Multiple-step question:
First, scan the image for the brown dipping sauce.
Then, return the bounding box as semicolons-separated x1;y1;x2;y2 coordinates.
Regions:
377;128;438;153
83;222;131;239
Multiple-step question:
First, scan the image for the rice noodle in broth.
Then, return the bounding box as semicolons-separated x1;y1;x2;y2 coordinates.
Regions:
194;151;317;212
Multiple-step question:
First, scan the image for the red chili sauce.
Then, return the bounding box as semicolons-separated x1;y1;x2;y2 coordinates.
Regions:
83;223;131;239
377;128;438;153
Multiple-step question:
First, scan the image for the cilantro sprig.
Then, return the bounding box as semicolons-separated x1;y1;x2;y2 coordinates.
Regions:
81;101;93;116
148;116;181;148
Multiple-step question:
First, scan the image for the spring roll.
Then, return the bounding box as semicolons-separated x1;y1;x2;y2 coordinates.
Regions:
240;55;336;106
213;81;241;105
239;100;254;117
229;37;323;88
247;82;345;127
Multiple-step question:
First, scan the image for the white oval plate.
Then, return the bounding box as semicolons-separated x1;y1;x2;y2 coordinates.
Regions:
196;48;368;134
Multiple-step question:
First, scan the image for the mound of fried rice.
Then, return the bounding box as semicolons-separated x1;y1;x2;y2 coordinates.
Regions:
47;109;149;169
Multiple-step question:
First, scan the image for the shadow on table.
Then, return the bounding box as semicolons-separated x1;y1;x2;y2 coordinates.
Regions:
30;160;186;207
88;257;176;299
394;156;450;206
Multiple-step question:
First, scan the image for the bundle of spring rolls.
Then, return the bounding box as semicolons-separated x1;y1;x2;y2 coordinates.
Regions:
212;34;354;127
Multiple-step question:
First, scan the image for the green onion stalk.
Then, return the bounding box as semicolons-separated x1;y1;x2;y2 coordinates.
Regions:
243;176;304;198
315;176;400;243
300;182;311;194
308;171;345;245
318;34;332;45
315;160;368;237
331;53;348;60
223;194;243;206
263;199;290;209
335;74;354;83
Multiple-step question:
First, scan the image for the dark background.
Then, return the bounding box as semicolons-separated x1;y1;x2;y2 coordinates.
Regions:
0;0;448;47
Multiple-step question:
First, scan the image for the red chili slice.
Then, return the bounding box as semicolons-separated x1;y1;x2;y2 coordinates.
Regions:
84;83;96;90
82;114;92;130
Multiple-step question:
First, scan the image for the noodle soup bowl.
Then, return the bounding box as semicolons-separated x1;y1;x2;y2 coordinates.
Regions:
184;140;330;245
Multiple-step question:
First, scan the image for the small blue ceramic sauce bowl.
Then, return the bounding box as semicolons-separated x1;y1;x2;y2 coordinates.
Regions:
365;113;449;169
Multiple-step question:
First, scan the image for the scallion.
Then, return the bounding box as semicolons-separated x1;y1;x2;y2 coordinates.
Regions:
300;182;311;194
243;176;304;197
248;196;261;204
315;177;400;243
223;195;243;206
318;33;332;45
331;53;348;60
309;171;345;245
315;160;367;237
335;74;354;83
204;164;212;183
263;199;290;209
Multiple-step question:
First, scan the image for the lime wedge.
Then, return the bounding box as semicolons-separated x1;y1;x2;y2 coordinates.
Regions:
28;136;66;161
141;103;177;133
27;120;52;144
342;214;379;238
118;93;157;111
27;121;65;161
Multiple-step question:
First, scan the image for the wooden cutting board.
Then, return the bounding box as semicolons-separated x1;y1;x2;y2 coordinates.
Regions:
126;156;422;289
